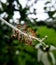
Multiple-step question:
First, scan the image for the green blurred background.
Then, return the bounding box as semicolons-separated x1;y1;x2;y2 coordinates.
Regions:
0;0;56;65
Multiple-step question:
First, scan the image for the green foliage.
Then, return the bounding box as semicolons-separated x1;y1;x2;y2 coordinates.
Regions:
38;26;56;46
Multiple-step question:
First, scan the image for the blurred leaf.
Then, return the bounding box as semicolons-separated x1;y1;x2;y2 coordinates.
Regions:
45;1;50;4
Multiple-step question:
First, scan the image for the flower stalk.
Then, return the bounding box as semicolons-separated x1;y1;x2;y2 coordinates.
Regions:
0;17;47;45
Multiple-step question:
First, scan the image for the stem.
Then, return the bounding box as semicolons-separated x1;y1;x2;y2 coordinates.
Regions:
0;17;47;45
